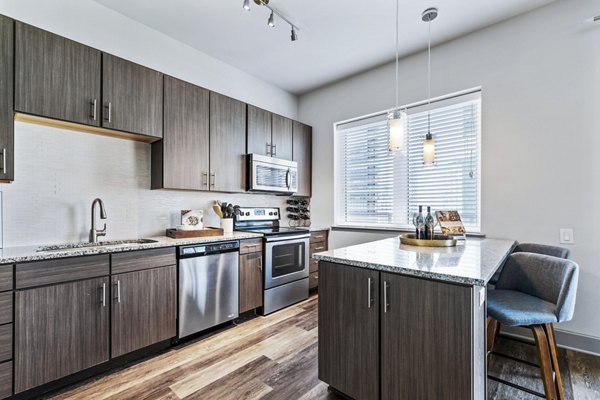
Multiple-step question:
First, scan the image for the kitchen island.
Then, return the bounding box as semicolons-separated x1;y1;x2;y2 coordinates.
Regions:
313;237;515;400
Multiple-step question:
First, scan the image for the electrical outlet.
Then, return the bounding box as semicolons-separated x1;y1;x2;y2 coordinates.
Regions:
560;228;574;244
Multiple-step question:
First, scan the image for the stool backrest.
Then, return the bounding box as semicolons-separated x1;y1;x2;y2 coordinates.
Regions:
514;243;571;260
495;253;579;322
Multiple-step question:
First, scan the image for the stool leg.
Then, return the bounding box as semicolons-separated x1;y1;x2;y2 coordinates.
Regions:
544;323;565;400
531;325;558;400
486;317;500;353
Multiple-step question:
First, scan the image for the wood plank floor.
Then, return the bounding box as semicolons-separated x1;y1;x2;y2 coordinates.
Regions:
44;294;600;400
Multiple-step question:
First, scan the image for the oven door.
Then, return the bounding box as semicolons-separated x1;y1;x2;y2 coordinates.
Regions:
264;235;310;289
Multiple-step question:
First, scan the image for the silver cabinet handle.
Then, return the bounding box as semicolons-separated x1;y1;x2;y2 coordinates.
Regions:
90;99;97;121
266;143;272;156
116;280;121;303
202;172;208;189
101;283;106;307
272;143;277;157
104;102;112;123
1;148;5;174
383;281;389;313
210;172;216;189
257;256;263;271
367;277;372;308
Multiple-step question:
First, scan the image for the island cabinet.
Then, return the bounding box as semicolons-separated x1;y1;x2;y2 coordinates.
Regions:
111;248;177;357
209;92;247;193
292;121;312;197
319;260;486;400
0;15;13;182
152;76;210;190
14;22;102;127
102;54;163;138
239;238;263;313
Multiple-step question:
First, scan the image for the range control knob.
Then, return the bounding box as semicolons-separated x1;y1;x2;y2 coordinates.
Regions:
245;212;250;216
269;212;273;216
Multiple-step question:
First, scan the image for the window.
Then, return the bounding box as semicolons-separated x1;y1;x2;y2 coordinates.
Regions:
334;90;481;231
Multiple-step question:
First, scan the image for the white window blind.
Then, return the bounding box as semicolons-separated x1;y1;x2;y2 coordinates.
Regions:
335;90;481;231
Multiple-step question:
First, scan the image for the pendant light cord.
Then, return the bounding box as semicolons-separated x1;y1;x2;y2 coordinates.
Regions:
395;0;399;112
427;17;431;132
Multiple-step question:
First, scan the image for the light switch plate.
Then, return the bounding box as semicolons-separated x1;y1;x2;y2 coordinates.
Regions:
560;228;574;244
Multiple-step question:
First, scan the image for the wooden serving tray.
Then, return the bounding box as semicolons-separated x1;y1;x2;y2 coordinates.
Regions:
166;228;224;239
399;233;457;247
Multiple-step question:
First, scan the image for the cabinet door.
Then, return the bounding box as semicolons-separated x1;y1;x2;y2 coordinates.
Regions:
153;76;209;190
380;272;472;400
0;16;13;181
292;121;312;197
239;252;263;313
14;22;101;126
247;105;272;156
14;277;110;393
111;265;177;358
271;114;293;160
318;261;379;400
102;54;163;138
209;92;246;193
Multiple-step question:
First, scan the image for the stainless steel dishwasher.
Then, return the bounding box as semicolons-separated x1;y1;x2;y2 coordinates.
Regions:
177;241;239;339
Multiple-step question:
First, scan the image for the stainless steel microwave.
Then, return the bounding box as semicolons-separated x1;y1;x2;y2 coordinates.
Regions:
248;154;298;194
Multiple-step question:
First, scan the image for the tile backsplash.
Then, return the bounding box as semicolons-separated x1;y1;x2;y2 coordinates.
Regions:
1;121;289;247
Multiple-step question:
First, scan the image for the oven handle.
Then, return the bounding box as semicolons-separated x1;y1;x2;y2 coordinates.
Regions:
264;234;310;243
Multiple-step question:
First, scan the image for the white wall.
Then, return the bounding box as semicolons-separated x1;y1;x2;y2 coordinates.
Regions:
299;0;600;340
0;0;298;118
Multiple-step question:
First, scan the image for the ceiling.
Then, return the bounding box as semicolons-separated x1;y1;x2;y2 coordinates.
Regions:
93;0;554;95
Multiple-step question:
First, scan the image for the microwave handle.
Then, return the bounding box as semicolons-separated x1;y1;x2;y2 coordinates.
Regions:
286;169;291;189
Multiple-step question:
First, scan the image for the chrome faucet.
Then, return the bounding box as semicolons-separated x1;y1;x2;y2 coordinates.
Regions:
89;198;107;243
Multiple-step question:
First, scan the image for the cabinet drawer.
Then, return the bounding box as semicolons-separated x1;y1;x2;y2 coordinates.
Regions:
240;239;263;255
0;361;11;399
309;272;319;289
310;242;328;255
0;293;12;325
16;255;109;289
310;231;328;244
0;266;12;292
111;247;176;274
0;324;11;362
309;259;319;273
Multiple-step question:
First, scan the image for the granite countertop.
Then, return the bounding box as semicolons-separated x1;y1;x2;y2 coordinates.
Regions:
0;231;264;265
313;237;516;286
308;226;331;232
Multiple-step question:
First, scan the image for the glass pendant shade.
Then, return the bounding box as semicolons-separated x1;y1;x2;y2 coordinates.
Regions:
423;132;435;164
388;110;407;152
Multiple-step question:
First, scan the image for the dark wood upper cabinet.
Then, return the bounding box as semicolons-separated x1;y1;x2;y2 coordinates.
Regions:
111;265;177;358
102;54;163;138
152;76;210;190
14;277;110;393
293;121;312;197
0;15;14;181
209;92;247;193
318;261;380;400
271;114;293;160
14;22;101;127
239;250;263;313
247;105;272;156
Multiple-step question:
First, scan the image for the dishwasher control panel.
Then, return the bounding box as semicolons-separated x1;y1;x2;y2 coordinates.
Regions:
179;241;240;257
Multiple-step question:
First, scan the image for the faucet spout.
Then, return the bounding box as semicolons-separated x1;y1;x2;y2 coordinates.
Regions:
90;198;108;243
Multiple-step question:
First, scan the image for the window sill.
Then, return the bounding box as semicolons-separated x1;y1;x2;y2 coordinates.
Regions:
331;225;486;238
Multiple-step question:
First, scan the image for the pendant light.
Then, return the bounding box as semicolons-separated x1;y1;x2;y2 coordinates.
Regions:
422;7;438;165
388;0;407;152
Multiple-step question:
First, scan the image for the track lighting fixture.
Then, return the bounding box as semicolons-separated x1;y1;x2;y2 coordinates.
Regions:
242;0;299;41
268;11;275;27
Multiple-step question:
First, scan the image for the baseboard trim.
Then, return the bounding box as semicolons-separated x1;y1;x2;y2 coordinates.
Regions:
501;326;600;356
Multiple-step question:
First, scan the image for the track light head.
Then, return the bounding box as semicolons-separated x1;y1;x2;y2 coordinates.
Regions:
268;11;275;27
243;0;251;11
290;27;298;41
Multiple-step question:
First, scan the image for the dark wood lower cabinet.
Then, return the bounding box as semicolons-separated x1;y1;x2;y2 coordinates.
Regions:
0;361;11;400
318;262;380;400
14;277;110;393
111;265;177;358
380;272;472;400
239;251;263;314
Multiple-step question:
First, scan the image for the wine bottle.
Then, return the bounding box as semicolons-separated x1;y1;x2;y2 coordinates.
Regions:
415;206;425;239
425;206;435;240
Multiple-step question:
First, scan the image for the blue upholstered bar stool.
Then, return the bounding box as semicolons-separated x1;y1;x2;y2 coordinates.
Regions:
487;253;579;400
488;243;571;286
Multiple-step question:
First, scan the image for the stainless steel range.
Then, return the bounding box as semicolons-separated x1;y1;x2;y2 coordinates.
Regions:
235;207;310;315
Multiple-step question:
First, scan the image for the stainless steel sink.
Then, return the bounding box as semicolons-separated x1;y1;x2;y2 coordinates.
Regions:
37;239;158;252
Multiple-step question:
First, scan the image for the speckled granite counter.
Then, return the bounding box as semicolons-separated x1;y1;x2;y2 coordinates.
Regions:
308;226;330;232
0;231;264;264
313;237;516;286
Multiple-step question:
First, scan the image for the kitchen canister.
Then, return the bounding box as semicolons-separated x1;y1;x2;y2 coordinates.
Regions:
220;218;233;234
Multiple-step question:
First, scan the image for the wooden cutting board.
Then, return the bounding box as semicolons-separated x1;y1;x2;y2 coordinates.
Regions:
166;228;224;239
